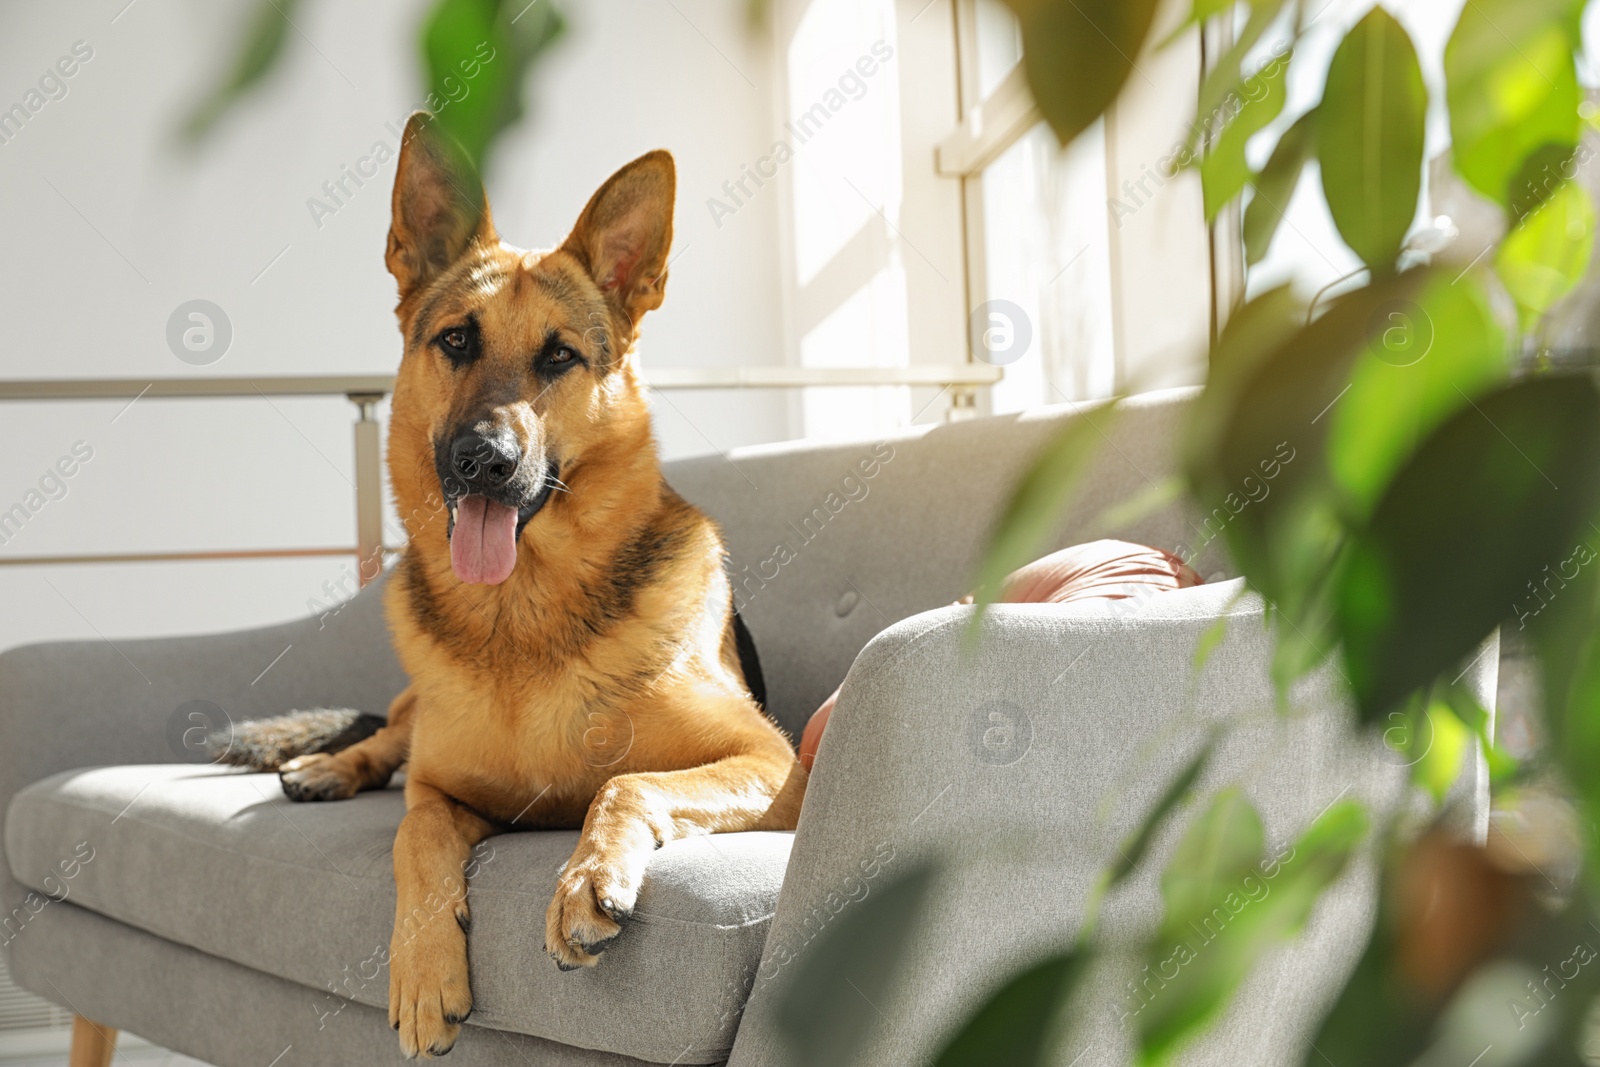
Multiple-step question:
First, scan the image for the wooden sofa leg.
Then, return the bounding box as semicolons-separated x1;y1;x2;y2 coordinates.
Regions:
69;1015;117;1067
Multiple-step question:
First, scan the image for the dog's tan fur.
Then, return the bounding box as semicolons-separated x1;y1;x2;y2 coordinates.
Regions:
278;112;806;1059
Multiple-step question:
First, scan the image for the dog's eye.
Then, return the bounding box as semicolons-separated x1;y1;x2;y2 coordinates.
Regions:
435;324;479;366
533;335;583;378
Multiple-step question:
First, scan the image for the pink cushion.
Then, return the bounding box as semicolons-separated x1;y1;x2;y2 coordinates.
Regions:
797;541;1202;771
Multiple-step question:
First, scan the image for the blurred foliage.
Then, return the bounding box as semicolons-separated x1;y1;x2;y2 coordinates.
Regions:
790;0;1600;1064
967;401;1117;623
172;0;1600;1062
1338;375;1600;718
1445;0;1581;209
420;0;564;171
1316;7;1427;273
1105;735;1218;894
180;0;565;174
932;951;1086;1067
774;864;936;1066
1138;797;1367;1063
1188;0;1291;151
1003;0;1164;147
1241;108;1313;264
1499;179;1598;331
932;741;1218;1064
180;0;299;142
1200;46;1288;220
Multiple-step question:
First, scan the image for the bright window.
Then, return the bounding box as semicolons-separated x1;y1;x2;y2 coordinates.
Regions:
770;0;1212;438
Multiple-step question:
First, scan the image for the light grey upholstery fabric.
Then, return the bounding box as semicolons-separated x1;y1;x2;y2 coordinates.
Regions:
667;388;1229;740
10;900;686;1066
0;388;1496;1066
725;580;1498;1067
6;764;787;1063
0;570;406;925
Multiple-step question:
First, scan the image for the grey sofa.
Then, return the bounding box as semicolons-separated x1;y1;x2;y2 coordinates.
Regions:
0;388;1494;1066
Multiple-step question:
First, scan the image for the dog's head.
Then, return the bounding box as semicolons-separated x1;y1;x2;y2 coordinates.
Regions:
383;112;674;585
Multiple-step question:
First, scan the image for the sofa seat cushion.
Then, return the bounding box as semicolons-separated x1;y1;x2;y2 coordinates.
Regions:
4;764;790;1064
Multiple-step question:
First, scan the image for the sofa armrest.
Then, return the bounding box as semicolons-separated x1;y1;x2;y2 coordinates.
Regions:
0;573;406;912
727;580;1497;1067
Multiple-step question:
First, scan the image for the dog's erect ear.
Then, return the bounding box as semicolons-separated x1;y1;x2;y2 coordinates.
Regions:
560;150;676;326
386;111;494;303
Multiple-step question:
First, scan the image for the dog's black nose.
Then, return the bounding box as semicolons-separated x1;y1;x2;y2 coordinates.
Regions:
449;432;520;492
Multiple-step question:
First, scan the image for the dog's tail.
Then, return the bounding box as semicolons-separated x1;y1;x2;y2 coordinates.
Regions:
208;708;385;772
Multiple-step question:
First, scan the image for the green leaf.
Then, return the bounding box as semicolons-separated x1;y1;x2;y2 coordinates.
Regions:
1136;801;1368;1064
1441;682;1521;785
932;952;1088;1067
1414;700;1470;803
1201;53;1290;220
775;864;936;1067
1258;512;1344;701
1189;1;1289;152
1243;110;1316;266
1496;179;1596;331
1445;0;1580;207
1107;736;1218;889
1507;141;1583;222
1156;788;1265;944
180;0;298;142
1316;8;1427;273
1282;800;1369;884
970;401;1117;625
1325;272;1509;520
1003;0;1163;146
1182;286;1302;488
1185;274;1433;701
1526;530;1600;854
1188;275;1428;529
1337;375;1600;721
422;0;566;173
1302;905;1434;1067
1185;275;1427;622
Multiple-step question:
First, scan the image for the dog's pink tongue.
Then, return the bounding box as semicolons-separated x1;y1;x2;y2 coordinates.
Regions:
450;496;519;585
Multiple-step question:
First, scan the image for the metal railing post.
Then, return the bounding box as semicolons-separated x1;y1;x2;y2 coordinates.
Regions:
0;368;1001;572
350;394;385;587
946;386;979;421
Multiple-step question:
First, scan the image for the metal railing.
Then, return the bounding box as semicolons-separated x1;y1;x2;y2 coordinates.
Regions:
0;365;1001;582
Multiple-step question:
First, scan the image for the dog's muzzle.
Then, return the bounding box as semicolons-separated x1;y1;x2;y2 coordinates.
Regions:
437;430;559;585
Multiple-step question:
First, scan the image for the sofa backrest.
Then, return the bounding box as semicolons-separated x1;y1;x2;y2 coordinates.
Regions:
664;386;1229;739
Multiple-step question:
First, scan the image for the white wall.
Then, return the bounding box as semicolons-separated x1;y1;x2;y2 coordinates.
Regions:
0;0;791;653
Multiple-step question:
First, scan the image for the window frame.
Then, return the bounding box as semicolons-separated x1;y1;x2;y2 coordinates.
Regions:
937;0;1226;410
763;0;1234;429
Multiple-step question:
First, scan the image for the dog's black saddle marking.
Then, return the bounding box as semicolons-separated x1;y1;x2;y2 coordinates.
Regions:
732;610;766;710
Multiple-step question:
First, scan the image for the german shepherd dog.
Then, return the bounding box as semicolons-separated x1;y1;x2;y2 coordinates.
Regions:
259;112;806;1058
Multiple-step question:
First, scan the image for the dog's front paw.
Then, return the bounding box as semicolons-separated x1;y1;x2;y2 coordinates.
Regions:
388;927;473;1059
544;854;642;970
279;753;358;802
